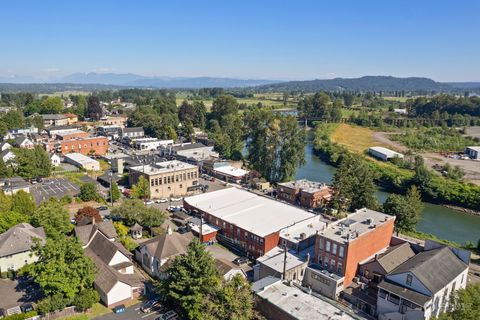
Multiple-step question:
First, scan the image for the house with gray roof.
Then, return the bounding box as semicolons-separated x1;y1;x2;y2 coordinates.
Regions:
78;224;144;307
75;220;117;247
135;226;191;279
0;223;46;273
377;246;469;320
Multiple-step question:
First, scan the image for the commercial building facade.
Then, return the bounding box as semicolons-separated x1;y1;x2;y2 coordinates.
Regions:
129;160;199;199
60;136;109;155
277;179;332;208
314;208;395;287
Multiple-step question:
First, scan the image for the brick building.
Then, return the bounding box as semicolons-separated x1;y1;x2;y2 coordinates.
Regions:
277;179;332;208
313;208;395;287
55;130;90;140
129;160;199;199
184;188;326;258
60;136;109;155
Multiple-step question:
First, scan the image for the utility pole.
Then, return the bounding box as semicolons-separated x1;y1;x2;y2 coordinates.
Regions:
109;171;113;206
282;244;287;280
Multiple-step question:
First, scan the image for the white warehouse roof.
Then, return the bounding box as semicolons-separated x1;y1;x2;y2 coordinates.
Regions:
368;146;404;159
214;165;249;178
64;152;99;165
184;188;316;237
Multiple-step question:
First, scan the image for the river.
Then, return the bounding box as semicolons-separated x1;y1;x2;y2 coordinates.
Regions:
295;141;480;245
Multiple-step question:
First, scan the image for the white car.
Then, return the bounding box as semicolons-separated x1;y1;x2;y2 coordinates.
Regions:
145;200;155;205
170;197;183;202
156;198;168;203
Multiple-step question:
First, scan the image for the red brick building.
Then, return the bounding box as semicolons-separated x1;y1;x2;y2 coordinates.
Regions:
277;179;332;209
184;188;325;258
60;136;109;155
314;208;395;287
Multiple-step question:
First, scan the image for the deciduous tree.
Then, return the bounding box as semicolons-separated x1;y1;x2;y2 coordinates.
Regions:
131;176;150;200
79;183;99;202
31;200;71;238
75;206;102;224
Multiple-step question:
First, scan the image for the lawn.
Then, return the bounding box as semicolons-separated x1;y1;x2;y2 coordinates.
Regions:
383;96;413;102
330;124;387;153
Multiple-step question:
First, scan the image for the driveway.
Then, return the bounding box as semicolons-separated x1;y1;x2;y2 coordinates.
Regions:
94;303;161;320
0;277;41;314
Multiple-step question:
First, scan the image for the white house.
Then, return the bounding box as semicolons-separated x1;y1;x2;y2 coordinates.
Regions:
13;136;34;149
50;153;61;167
0;141;11;152
136;226;191;279
377;246;469;320
0;224;46;273
1;149;16;164
76;221;144;307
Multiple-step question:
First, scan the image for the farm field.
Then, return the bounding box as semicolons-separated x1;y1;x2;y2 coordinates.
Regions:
330;124;390;153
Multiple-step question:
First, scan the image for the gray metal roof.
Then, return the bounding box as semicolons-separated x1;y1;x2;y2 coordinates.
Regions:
0;224;46;257
378;279;431;306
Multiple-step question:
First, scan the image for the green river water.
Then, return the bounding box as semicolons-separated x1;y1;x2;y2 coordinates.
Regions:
295;142;480;245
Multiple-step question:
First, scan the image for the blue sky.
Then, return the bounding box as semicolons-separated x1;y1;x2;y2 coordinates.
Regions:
1;0;479;81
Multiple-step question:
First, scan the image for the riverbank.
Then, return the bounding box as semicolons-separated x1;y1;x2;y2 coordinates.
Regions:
296;131;480;245
443;204;480;217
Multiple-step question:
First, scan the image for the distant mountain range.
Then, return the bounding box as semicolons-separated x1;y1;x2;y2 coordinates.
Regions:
1;74;480;93
53;73;279;88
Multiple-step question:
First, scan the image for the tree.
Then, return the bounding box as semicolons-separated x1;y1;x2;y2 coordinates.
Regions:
109;180;121;202
73;288;99;311
332;154;379;212
28;236;96;307
131;176;150;200
75;206;102;224
210;95;239;121
87;96;103;120
160;239;221;320
111;198;166;227
207;274;253;320
12;146;52;179
436;283;480;320
383;186;423;232
11;190;36;215
245;107;306;183
79;183;99;202
0;211;30;233
31;200;71;238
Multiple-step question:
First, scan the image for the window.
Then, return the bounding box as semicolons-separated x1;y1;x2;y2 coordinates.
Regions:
325;241;331;252
318;256;322;266
338;246;344;258
406;274;413;286
337;262;343;275
319;238;324;250
332;243;337;255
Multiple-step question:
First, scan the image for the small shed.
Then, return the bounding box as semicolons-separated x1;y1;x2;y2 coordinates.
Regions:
130;223;143;239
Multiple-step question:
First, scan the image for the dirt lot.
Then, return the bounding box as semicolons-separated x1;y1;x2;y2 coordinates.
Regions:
465;126;480;139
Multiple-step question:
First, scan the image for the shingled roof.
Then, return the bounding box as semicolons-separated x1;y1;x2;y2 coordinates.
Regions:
375;242;416;274
75;220;117;246
140;231;191;261
389;246;468;294
0;223;46;257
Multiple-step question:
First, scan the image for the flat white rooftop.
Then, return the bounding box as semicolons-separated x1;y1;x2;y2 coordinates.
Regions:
130;160;196;175
279;215;328;244
466;146;480;152
255;280;356;320
184;188;316;237
191;223;220;235
320;208;394;243
64;152;99;165
257;247;306;273
368;146;403;158
213;165;248;178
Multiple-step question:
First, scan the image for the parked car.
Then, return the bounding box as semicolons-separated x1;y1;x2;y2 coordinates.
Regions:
145;200;155;205
156;198;168;203
233;257;248;265
113;304;126;314
156;310;178;320
177;226;189;234
20;303;33;313
170;197;182;202
141;298;161;313
97;206;108;211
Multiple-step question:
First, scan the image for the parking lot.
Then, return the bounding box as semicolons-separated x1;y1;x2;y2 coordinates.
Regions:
30;178;80;204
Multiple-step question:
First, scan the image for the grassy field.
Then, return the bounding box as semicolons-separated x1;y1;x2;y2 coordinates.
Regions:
330;124;388;153
383;96;412;102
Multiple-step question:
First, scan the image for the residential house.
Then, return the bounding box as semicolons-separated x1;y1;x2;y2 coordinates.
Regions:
0;141;11;151
50;153;61;167
42;114;69;127
1;149;15;164
136;227;191;279
121;127;144;139
63;113;78;124
0;177;30;195
0;223;46;273
214;258;247;280
75;221;144;307
13;136;34;149
377;246;469;320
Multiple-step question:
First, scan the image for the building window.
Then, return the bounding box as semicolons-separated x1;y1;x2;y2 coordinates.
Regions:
406;274;413;286
337;262;343;275
318;256;322;265
332;243;337;255
338;245;344;258
319;238;324;250
325;241;331;252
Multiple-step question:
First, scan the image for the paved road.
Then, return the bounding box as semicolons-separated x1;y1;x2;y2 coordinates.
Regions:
94;303;161;320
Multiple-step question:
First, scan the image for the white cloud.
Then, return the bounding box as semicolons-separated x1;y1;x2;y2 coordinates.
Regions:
45;68;60;73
